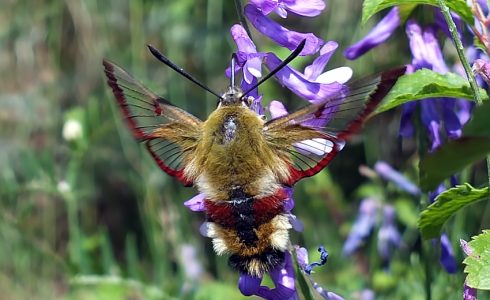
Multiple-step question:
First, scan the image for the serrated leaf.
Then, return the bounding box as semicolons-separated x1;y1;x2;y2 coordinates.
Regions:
375;69;486;114
463;230;490;290
419;184;488;240
362;0;473;24
419;137;490;191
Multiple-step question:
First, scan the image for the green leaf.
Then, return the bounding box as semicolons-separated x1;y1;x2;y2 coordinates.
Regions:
463;230;490;290
362;0;473;24
419;137;490;191
419;184;488;240
463;101;490;137
376;69;486;114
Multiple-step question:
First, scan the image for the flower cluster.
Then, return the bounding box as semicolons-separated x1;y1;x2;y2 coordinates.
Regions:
184;0;355;299
343;5;477;274
342;162;406;266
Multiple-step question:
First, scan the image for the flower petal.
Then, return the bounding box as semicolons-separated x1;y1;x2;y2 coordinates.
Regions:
269;100;289;118
315;67;353;84
265;53;344;101
439;233;457;273
249;0;278;15
374;161;421;196
344;7;400;60
184;193;206;212
304;41;338;80
342;198;380;256
282;0;326;17
245;4;323;55
238;273;262;296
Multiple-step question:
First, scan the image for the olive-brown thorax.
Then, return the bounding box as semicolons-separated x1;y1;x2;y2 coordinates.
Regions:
183;100;290;202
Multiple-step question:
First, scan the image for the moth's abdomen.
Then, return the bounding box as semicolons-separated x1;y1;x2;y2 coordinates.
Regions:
204;187;291;277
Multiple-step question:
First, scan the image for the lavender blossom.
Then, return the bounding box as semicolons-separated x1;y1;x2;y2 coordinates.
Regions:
374;161;421;196
249;0;326;18
342;198;380;256
239;251;296;300
377;205;402;264
344;7;400;60
244;4;324;55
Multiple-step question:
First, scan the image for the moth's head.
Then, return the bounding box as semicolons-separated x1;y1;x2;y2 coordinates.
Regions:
219;86;253;108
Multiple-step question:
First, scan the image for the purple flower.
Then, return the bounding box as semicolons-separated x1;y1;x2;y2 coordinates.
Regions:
249;0;326;18
400;20;472;151
239;251;296;299
473;58;490;85
374;161;421;196
344;7;400;60
231;24;263;84
463;281;477;300
377;206;402;263
264;53;346;101
244;4;324;55
439;233;457;273
342;198;380;256
184;193;206;212
460;239;478;299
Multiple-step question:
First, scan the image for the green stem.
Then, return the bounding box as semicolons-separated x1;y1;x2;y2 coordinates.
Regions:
435;0;490;193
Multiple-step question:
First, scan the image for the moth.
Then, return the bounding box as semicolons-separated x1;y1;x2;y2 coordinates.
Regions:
103;41;405;277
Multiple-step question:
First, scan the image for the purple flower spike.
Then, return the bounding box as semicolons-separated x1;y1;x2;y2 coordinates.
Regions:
184;193;206;212
374;161;421;196
377;205;402;262
342;198;380;256
256;251;296;300
439;233;457;273
250;0;326;18
344;7;400;60
245;4;324;55
264;53;345;101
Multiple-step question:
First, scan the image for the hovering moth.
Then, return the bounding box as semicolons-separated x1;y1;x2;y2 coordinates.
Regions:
103;42;405;277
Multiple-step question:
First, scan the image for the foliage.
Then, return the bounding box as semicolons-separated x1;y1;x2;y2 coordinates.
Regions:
419;184;488;239
463;230;490;290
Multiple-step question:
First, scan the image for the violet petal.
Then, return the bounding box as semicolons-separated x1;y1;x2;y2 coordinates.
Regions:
238;273;262;296
374;161;421;196
304;41;338;80
440;233;457;273
282;0;326;17
344;7;400;60
245;4;324;55
184;193;206;212
264;53;344;101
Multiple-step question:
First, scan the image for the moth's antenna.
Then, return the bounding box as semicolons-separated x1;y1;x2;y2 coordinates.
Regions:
147;44;224;100
240;39;306;99
230;54;237;88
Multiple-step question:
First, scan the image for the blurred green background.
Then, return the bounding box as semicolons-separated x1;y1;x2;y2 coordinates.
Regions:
1;0;486;299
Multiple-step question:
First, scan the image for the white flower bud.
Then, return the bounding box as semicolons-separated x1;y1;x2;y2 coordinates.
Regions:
62;119;83;141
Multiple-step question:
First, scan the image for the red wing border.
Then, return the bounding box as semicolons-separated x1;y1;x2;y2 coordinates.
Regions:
266;67;406;185
103;59;201;186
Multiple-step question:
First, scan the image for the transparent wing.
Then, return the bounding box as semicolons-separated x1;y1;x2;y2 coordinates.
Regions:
103;59;202;186
265;67;406;185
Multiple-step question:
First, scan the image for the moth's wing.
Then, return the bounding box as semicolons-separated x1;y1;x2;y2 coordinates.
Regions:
264;67;406;186
103;59;202;186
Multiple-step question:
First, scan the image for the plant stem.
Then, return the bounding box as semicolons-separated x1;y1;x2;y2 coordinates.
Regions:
435;0;490;191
